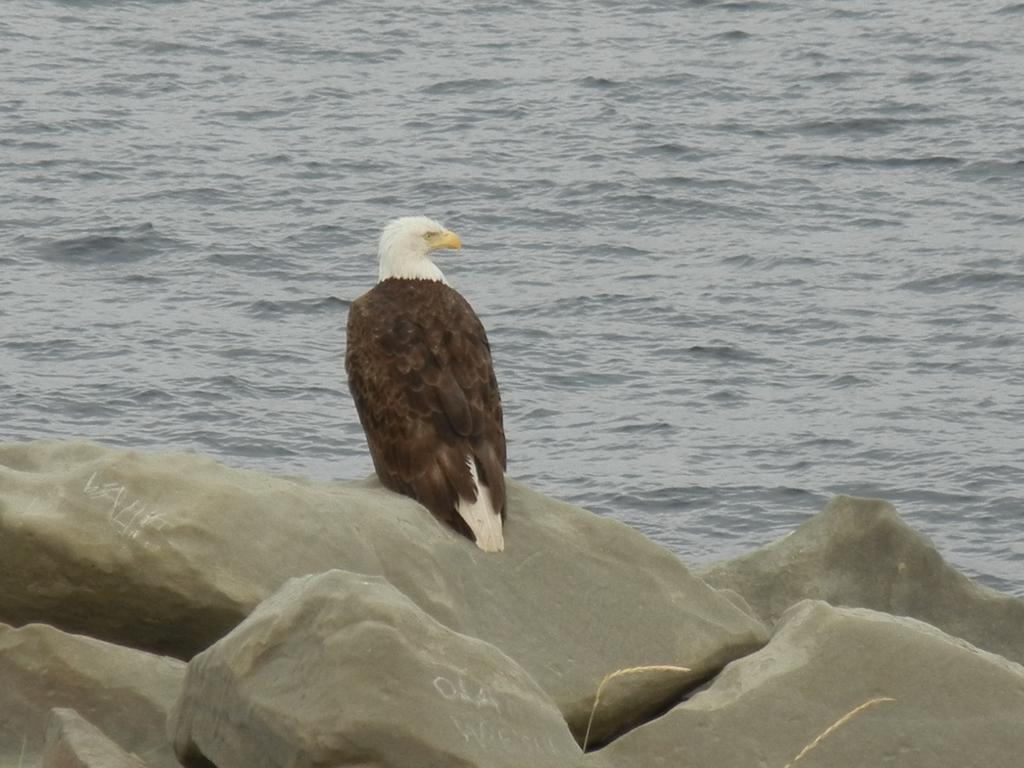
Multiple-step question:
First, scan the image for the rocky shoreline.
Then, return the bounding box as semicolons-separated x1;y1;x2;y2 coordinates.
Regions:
2;440;1022;767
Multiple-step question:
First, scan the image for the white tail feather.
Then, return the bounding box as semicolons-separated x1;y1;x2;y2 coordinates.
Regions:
457;458;504;552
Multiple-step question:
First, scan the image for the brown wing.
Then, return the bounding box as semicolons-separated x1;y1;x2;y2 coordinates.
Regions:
345;279;506;541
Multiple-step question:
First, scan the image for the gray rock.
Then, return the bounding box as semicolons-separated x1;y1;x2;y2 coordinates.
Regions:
0;623;184;768
699;494;1024;665
0;439;767;745
592;600;1024;768
44;709;148;768
169;569;582;768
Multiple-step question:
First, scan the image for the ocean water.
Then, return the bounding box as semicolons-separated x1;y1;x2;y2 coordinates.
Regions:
2;0;1022;594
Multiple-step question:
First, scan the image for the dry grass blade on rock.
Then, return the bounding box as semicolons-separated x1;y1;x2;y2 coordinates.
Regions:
582;664;692;751
783;696;896;768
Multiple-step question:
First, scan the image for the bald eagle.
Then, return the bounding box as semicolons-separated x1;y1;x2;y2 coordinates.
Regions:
345;217;506;552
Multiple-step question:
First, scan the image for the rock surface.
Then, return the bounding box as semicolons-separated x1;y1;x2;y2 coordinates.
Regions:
170;569;582;768
0;439;768;745
0;623;184;768
44;709;148;768
699;494;1024;665
591;600;1024;768
5;441;1024;767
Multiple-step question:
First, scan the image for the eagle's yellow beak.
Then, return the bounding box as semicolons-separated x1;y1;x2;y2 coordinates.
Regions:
430;230;462;251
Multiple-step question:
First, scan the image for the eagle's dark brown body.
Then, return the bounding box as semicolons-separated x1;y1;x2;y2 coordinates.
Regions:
345;278;506;542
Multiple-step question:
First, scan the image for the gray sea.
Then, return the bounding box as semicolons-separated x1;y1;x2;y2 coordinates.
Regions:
3;1;1022;594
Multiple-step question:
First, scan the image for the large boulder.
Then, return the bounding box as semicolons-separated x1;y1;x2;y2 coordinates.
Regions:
169;569;582;768
0;439;767;745
591;600;1024;767
0;623;184;768
699;495;1024;665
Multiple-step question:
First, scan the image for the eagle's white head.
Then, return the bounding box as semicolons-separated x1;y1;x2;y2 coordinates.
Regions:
377;216;462;283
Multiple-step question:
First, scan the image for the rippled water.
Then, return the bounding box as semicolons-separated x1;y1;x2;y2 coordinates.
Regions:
3;1;1022;594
